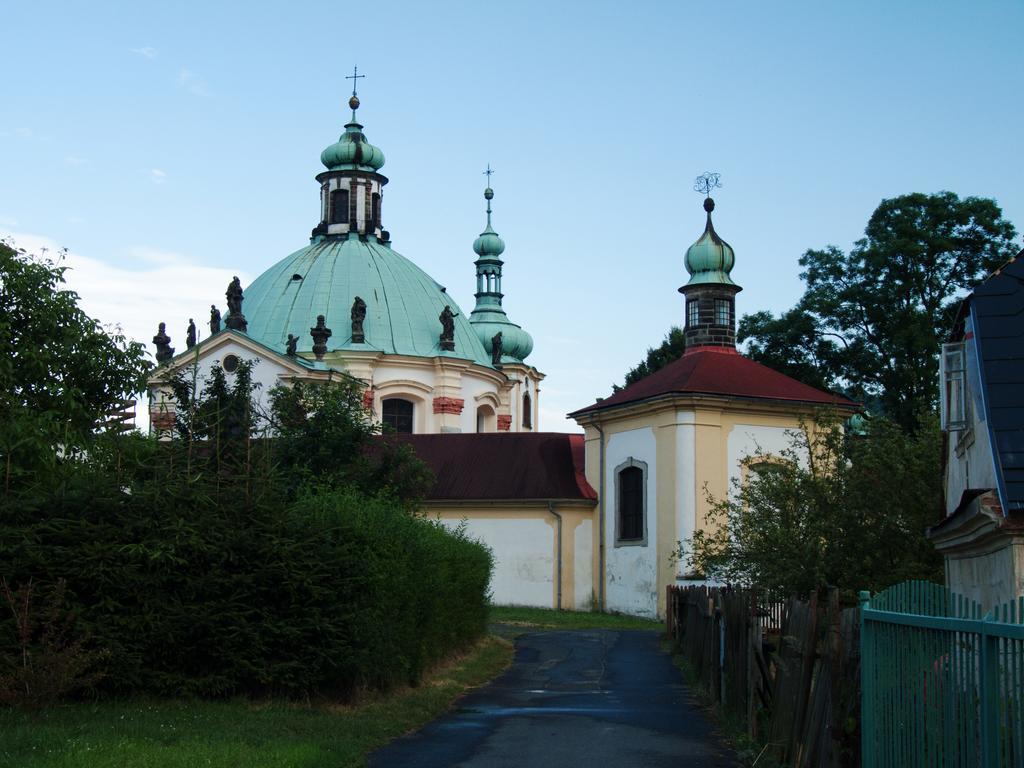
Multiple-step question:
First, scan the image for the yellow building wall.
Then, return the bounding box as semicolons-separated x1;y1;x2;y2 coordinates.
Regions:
580;398;830;618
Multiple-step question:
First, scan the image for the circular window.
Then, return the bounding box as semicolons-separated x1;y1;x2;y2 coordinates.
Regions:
222;354;240;373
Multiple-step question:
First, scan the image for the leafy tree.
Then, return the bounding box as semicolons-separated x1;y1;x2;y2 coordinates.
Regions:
269;379;433;509
0;241;151;495
683;413;944;597
616;326;686;391
740;192;1017;431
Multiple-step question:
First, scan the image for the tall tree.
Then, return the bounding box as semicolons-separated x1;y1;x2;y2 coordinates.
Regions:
0;242;150;493
685;415;944;597
741;192;1017;431
616;326;686;391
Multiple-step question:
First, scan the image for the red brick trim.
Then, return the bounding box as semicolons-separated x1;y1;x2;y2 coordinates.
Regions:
432;397;465;415
497;415;512;431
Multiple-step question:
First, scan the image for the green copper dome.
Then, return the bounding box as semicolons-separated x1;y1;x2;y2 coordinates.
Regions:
470;310;534;363
243;235;491;366
684;197;738;287
320;96;386;173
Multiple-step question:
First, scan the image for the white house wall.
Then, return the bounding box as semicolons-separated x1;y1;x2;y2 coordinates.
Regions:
605;427;658;617
945;329;998;516
727;423;805;494
440;517;555;607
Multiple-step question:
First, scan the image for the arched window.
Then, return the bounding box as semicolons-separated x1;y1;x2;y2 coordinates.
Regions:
330;189;349;225
371;193;381;229
476;405;495;433
615;458;647;546
382;398;414;434
522;393;532;429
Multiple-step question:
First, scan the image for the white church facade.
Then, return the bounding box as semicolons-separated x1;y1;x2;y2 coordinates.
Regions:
147;90;857;618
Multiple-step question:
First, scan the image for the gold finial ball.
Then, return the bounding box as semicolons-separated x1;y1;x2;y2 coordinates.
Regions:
349;95;360;111
484;187;494;200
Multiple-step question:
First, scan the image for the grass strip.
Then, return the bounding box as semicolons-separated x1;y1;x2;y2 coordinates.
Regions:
489;605;663;631
0;635;512;768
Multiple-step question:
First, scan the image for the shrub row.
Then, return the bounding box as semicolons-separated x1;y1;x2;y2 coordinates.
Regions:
1;460;492;700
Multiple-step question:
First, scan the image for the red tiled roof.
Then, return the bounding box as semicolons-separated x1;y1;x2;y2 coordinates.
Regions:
571;346;858;417
402;433;597;502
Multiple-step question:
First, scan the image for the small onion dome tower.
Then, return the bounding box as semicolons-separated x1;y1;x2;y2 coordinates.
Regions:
311;74;389;242
469;181;533;364
678;196;742;350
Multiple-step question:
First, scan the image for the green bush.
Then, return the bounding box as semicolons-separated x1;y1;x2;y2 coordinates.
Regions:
1;465;491;699
1;374;490;701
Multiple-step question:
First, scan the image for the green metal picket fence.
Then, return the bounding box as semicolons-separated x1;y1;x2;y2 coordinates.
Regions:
860;581;1024;767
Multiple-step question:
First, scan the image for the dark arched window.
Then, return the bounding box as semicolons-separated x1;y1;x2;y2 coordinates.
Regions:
371;193;381;229
330;189;349;225
382;398;414;434
616;463;646;544
522;393;532;429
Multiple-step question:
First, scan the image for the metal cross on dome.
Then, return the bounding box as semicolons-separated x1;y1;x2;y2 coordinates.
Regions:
483;164;495;181
345;66;365;97
694;172;722;197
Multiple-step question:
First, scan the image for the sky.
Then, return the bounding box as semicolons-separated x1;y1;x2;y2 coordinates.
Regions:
2;0;1022;433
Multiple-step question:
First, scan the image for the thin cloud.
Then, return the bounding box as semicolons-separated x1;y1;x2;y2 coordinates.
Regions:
150;168;167;184
0;215;18;228
68;216;87;224
130;46;158;59
176;68;209;96
65;155;88;166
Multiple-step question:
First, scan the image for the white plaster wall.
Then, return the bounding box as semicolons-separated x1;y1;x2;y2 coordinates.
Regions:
574;519;594;609
155;341;287;428
727;424;806;495
675;410;696;576
604;427;658;617
371;362;435;390
440;517;555;607
459;375;496;433
945;327;998;515
946;543;1024;612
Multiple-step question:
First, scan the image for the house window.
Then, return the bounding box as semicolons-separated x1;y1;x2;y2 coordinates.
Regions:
329;189;348;225
522;393;532;429
940;342;968;432
382;398;414;434
715;299;731;326
687;300;700;328
614;458;647;546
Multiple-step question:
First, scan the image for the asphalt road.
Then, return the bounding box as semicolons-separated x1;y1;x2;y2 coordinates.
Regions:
368;628;738;768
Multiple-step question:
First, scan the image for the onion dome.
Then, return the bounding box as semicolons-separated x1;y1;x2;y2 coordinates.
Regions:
320;95;386;173
472;188;506;257
468;179;533;364
683;197;738;287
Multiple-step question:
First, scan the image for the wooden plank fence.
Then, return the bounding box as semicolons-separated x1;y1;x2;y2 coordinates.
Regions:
667;584;861;768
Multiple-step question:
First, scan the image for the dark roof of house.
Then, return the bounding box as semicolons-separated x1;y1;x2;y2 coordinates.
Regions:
402;433;597;503
570;347;858;417
971;250;1024;513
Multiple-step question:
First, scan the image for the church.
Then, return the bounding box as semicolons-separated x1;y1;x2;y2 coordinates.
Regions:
147;88;857;618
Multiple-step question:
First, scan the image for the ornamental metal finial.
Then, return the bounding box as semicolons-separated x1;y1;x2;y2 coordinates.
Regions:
345;65;365;98
693;172;722;197
483;164;495;221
